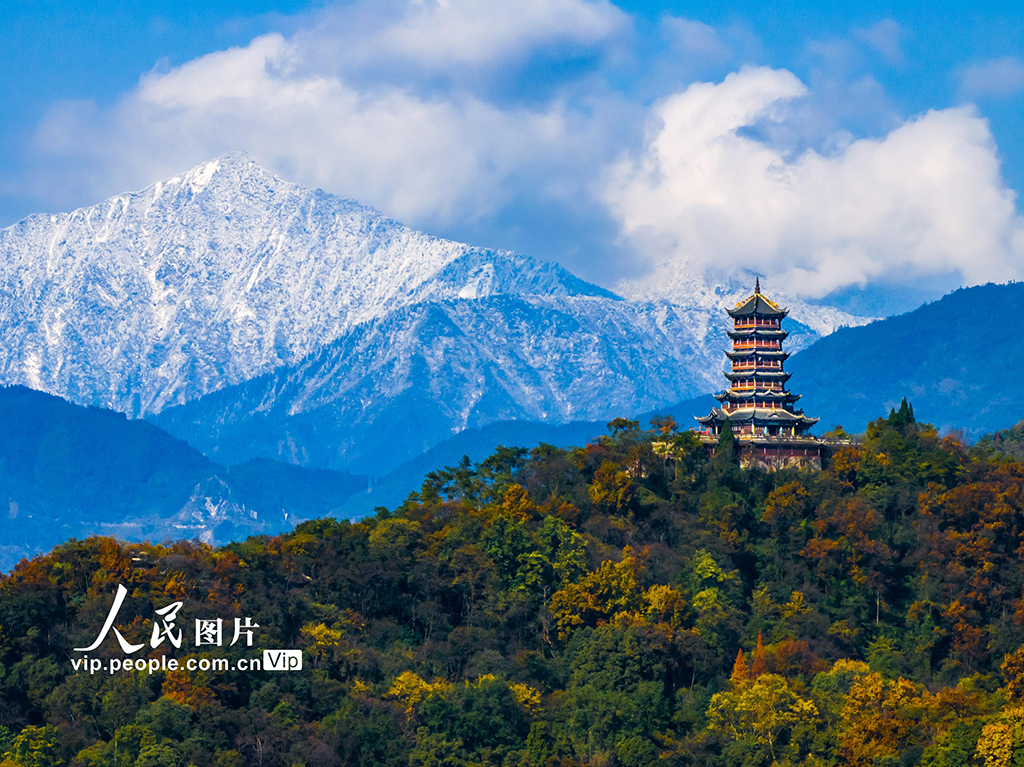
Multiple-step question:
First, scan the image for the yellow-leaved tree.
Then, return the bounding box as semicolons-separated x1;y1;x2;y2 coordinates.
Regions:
706;674;818;763
548;547;689;639
547;547;645;639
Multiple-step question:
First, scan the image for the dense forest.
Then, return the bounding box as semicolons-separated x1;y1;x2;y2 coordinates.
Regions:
4;407;1024;766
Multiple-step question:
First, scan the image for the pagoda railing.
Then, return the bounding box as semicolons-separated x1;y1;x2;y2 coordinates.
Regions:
731;383;783;391
731;360;782;369
722;402;788;410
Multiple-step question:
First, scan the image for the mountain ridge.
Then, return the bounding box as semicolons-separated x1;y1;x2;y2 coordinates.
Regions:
788;281;1024;438
0;155;869;473
0;155;610;415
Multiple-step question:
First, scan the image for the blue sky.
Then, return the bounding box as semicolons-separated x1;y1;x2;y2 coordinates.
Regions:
3;0;1023;314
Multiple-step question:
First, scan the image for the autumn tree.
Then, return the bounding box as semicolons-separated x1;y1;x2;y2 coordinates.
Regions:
707;674;818;762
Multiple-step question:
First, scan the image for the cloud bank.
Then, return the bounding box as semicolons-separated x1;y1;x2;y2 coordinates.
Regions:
17;0;1024;304
35;1;631;229
606;67;1024;299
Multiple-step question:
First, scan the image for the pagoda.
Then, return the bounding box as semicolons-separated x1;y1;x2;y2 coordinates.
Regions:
695;280;824;469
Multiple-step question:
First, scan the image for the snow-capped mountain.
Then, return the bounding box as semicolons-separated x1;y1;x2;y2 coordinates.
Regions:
0;154;610;415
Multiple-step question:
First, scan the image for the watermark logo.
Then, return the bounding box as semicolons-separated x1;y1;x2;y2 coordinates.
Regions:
71;583;301;674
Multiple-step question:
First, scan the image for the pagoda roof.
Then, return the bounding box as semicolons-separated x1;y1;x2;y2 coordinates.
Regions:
715;390;800;402
725;349;790;360
727;328;788;340
727;283;788;319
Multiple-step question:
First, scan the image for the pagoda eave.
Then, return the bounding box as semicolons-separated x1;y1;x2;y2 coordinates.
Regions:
725;350;790;361
726;410;815;422
715;391;800;402
727;329;788;339
700;408;819;425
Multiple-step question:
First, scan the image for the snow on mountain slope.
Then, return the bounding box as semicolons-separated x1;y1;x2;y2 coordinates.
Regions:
0;155;610;415
153;294;818;475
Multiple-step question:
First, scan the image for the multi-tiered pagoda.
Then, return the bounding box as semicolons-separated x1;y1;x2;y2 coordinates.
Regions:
695;280;824;469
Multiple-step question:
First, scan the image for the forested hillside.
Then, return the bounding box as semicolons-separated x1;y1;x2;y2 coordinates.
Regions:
3;409;1024;765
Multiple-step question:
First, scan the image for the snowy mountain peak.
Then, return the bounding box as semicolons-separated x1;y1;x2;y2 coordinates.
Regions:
161;153;273;192
0;157;607;415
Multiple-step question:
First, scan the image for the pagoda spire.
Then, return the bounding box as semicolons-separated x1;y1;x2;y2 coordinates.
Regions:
755;277;760;294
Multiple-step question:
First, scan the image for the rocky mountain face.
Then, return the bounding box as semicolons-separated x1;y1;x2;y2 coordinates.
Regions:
614;259;871;337
0;156;861;473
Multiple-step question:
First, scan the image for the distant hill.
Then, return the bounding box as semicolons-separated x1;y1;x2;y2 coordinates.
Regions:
788;282;1024;437
0;386;364;571
976;417;1024;460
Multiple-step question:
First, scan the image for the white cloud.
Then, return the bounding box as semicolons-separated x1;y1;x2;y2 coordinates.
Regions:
312;0;628;72
853;19;904;65
661;17;732;65
960;56;1024;100
30;1;632;231
16;5;1024;306
605;66;1024;299
653;15;762;86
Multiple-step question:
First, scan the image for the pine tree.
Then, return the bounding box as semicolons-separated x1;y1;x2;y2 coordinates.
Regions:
714;417;736;472
731;649;750;687
888;397;916;427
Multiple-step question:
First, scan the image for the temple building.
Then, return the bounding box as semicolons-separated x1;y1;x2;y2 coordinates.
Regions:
695;280;826;470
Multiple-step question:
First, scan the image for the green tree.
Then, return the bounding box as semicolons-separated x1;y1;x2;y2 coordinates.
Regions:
1;726;64;767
